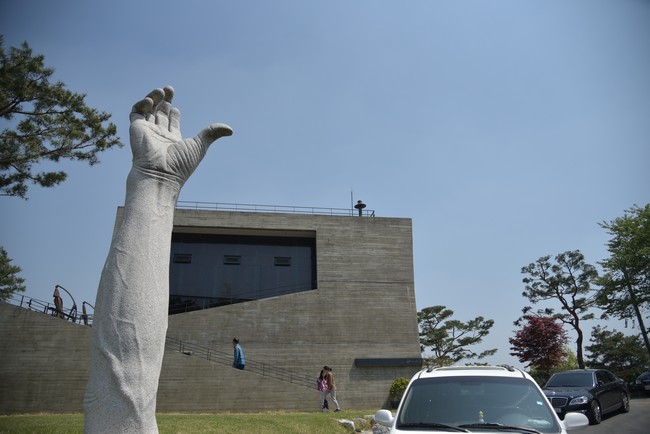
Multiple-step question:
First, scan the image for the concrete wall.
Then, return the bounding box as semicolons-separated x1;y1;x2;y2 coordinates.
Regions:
0;302;92;413
0;209;422;414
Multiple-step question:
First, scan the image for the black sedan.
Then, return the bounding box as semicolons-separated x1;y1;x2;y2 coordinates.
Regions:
635;369;650;395
543;369;630;425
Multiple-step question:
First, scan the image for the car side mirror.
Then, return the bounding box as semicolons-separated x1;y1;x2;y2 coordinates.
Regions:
375;409;395;427
563;412;589;431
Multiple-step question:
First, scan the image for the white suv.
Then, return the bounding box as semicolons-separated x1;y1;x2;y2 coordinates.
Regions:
375;365;588;433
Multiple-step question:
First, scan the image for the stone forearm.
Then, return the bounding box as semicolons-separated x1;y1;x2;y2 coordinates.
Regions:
84;168;181;434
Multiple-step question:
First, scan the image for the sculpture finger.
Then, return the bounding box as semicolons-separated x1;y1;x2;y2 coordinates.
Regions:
129;97;153;123
169;107;182;138
129;88;164;123
155;99;172;130
147;88;165;105
154;86;176;129
162;86;175;103
145;88;165;122
195;123;233;147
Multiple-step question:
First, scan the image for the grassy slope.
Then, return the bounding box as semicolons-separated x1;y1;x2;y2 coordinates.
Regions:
0;410;377;434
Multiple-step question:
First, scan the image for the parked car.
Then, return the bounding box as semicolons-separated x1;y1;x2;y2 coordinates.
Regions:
635;369;650;395
375;365;588;433
543;369;630;425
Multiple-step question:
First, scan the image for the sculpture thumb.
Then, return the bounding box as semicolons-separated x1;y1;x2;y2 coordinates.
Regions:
196;123;233;146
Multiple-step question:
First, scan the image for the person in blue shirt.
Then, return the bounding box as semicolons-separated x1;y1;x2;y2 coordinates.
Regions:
232;337;245;370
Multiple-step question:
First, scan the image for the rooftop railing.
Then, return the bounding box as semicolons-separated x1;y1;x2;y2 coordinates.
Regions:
3;293;93;326
176;201;375;217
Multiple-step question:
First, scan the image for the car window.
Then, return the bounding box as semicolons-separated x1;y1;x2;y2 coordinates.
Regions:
397;376;560;433
545;372;594;388
596;370;614;384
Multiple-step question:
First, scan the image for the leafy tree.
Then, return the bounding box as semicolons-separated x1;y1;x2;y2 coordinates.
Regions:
527;349;578;387
418;305;497;366
554;350;579;372
596;204;650;360
1;37;122;198
0;245;26;301
586;325;649;384
509;315;569;376
519;250;598;368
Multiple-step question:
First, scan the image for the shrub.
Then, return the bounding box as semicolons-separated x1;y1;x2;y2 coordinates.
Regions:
389;377;409;400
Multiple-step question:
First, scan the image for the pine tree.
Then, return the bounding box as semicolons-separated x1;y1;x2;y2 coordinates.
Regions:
1;37;122;198
0;246;26;301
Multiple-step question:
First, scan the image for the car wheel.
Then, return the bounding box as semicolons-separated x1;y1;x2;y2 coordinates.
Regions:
588;400;602;425
620;392;630;413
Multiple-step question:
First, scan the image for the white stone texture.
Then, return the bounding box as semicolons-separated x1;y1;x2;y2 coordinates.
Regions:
83;86;231;434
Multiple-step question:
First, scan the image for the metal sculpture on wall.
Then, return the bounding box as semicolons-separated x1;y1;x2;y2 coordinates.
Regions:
83;86;232;434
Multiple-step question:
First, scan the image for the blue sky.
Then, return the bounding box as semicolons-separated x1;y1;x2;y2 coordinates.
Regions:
1;0;649;367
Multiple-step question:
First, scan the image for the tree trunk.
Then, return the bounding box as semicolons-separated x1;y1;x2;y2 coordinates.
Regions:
625;276;650;361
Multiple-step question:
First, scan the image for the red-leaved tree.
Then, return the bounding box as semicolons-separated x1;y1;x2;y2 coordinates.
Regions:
510;316;569;374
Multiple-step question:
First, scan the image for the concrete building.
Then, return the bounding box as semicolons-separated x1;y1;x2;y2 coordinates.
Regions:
0;204;422;413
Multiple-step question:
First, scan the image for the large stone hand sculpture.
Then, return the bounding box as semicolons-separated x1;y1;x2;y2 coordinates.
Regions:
84;87;232;434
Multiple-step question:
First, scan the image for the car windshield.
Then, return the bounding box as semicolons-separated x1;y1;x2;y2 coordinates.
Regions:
545;372;593;388
396;376;560;433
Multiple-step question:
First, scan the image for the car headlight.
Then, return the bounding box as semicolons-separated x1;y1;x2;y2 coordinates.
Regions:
569;396;589;406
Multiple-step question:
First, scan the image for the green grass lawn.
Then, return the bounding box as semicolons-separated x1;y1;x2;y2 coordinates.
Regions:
0;410;377;434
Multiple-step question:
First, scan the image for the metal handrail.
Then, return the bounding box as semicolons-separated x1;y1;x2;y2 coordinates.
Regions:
165;336;315;389
3;293;93;326
5;294;317;388
176;201;375;217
